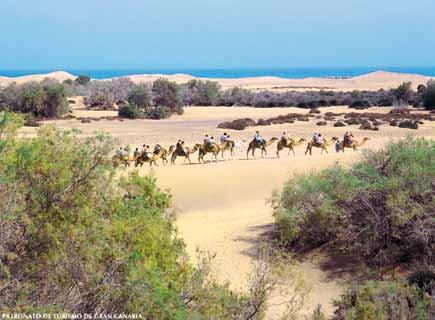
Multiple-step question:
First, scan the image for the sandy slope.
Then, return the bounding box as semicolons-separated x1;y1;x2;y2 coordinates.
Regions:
1;70;433;92
20;106;434;318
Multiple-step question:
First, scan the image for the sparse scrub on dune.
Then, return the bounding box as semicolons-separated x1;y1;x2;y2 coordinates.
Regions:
74;74;91;86
85;77;137;108
181;81;426;109
184;79;222;106
152;78;184;114
332;280;432;320
273;137;435;269
0;80;69;118
424;80;435;110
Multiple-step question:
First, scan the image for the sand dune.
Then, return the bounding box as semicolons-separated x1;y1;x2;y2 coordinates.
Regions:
1;70;433;92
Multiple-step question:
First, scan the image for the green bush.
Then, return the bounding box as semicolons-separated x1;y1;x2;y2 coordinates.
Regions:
0;115;265;318
152;78;184;112
273;137;435;267
118;103;143;119
332;281;432;320
423;80;435;110
75;75;91;86
127;85;151;108
0;82;68;118
144;106;172;119
187;79;221;106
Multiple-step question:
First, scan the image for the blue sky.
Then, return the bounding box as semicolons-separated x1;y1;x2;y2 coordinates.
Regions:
1;0;435;69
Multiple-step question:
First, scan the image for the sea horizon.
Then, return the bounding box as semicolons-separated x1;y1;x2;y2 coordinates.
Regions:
1;66;435;80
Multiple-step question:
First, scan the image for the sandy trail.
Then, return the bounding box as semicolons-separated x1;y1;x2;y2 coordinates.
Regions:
24;106;434;318
150;150;362;318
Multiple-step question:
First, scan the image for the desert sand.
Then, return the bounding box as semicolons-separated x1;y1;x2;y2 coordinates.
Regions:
1;70;433;92
19;105;435;318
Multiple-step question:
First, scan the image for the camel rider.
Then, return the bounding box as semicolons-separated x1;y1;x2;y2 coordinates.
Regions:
220;132;228;144
141;144;147;153
143;145;151;159
280;132;288;142
209;136;215;147
122;147;129;160
254;131;265;145
204;134;214;148
335;139;341;153
154;144;161;155
133;147;140;159
317;134;324;144
180;140;188;154
312;132;319;144
344;132;353;146
204;134;210;145
116;147;124;158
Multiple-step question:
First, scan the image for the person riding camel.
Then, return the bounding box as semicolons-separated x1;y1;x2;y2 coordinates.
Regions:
312;132;319;144
141;144;147;153
254;131;265;146
220;132;228;144
143;145;151;159
204;134;210;146
209;136;215;147
122;147;129;160
344;132;353;147
116;147;124;159
154;144;161;155
317;133;324;144
180;140;188;154
133;147;140;159
280;132;288;142
204;134;214;148
335;139;341;153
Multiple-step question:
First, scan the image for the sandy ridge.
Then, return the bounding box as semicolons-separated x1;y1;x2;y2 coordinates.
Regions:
1;70;433;92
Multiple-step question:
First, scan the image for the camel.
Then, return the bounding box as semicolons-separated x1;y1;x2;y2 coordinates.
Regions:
305;137;338;156
220;139;236;159
246;137;279;159
149;145;175;166
171;144;199;165
135;145;174;167
198;143;221;163
340;137;370;152
276;138;306;158
112;154;134;168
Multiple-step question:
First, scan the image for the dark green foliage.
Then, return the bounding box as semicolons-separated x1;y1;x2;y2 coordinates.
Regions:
152;78;184;113
408;269;435;295
75;75;91;86
332;281;432;320
118;103;143;119
0;115;262;318
423;80;435;110
392;82;412;103
187;79;221;106
144;106;172;119
217;118;256;130
273;137;435;268
0;82;68;118
127;85;152;108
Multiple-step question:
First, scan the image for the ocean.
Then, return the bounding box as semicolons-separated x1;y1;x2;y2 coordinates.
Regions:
1;67;435;79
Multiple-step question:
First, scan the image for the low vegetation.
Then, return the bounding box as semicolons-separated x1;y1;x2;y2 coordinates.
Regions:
423;80;435;110
271;137;434;318
181;81;432;110
332;280;433;319
217;109;434;131
0;79;69;118
272;137;434;269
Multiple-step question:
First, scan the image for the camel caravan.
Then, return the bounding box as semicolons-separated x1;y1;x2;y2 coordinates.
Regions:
112;131;369;167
